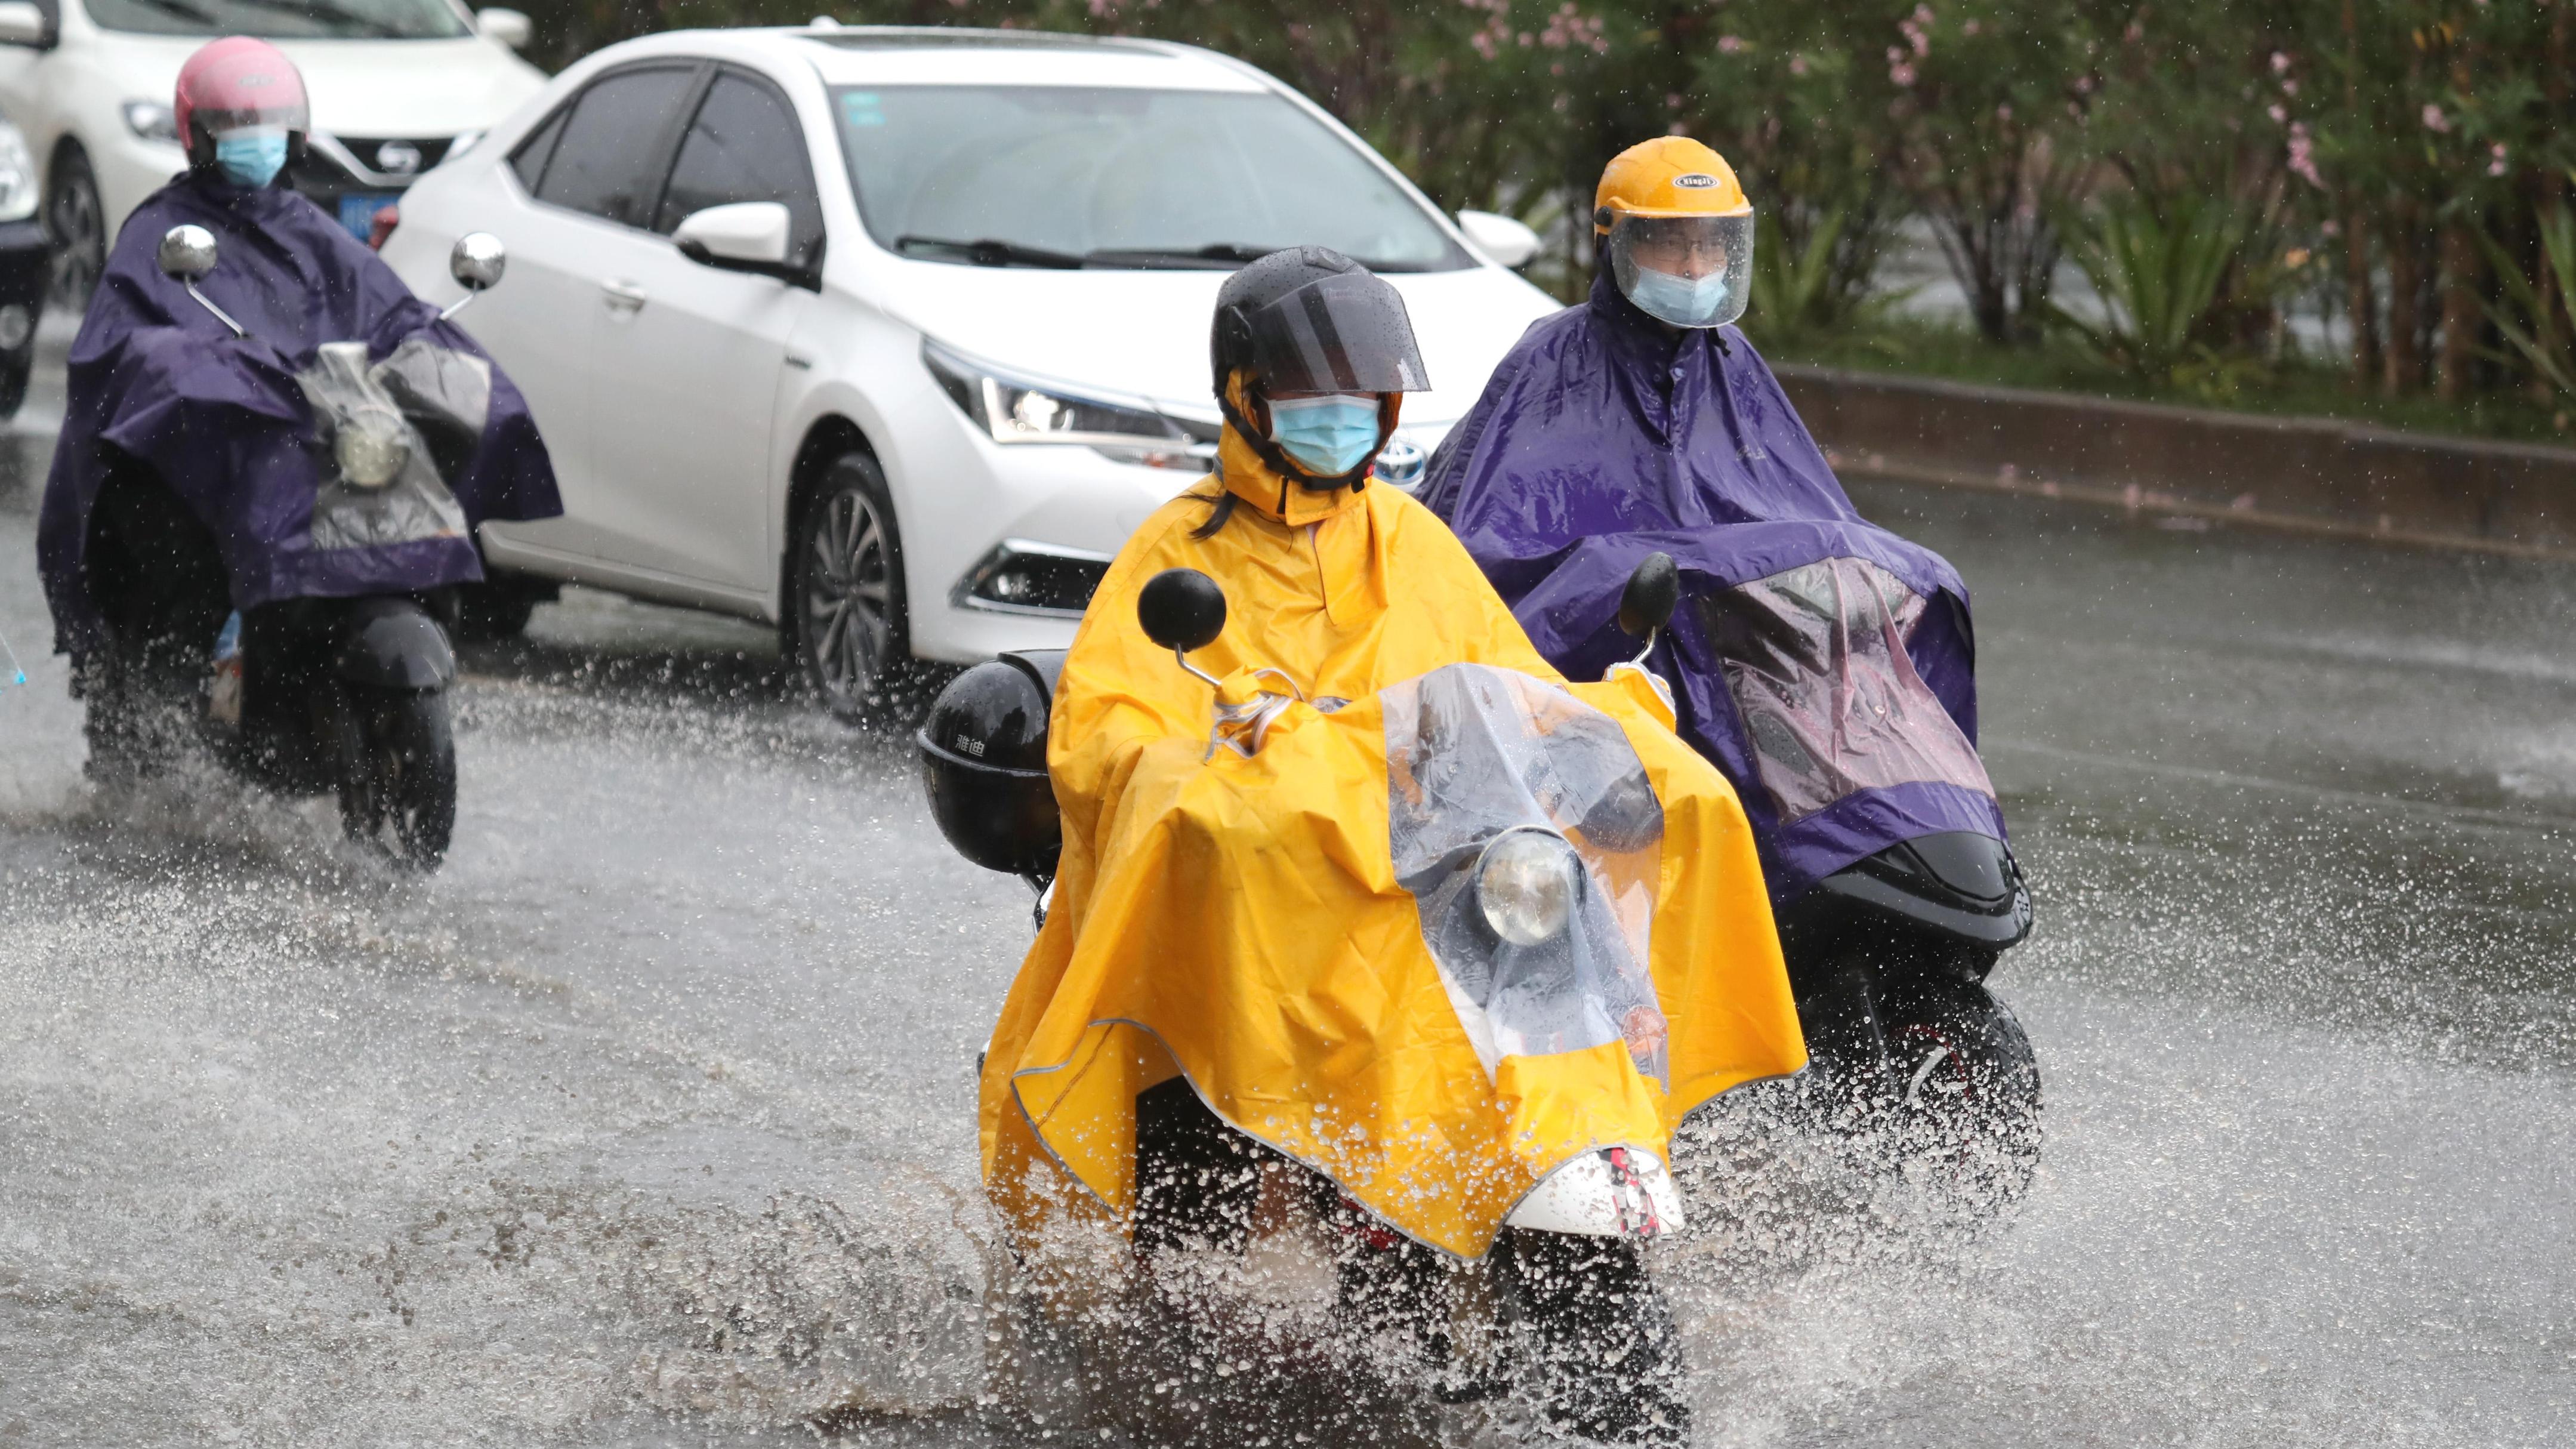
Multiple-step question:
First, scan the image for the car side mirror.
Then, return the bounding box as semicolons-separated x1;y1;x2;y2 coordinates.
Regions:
1617;551;1679;638
1456;209;1541;270
474;7;530;48
674;201;803;282
0;1;49;47
1138;568;1227;655
439;232;507;320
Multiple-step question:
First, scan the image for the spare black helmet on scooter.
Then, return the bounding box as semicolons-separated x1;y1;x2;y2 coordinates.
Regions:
916;652;1063;880
1209;246;1430;488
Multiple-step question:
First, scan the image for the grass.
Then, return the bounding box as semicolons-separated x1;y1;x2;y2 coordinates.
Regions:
1749;316;2576;449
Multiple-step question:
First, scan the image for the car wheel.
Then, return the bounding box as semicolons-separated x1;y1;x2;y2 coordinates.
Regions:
790;452;908;721
0;344;29;421
45;143;106;313
451;579;544;643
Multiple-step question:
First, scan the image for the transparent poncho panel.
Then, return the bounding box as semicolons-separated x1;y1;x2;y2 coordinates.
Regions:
296;338;480;554
1381;664;1668;1085
1697;557;1994;824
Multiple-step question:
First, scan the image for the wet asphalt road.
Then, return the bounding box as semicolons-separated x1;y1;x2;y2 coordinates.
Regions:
2;315;2572;1447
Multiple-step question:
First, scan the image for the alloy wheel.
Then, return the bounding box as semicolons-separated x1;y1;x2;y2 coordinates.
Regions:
803;487;894;711
47;152;105;312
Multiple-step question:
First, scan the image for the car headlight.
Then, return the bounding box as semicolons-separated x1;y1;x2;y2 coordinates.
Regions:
922;338;1215;470
1475;829;1582;947
445;130;485;159
121;100;180;144
334;407;413;489
0;124;35;224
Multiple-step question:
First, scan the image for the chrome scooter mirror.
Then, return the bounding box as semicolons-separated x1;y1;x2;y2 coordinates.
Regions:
157;224;245;338
1616;550;1679;665
439;232;507;320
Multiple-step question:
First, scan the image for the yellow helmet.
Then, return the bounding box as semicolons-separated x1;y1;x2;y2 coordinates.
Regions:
1595;138;1757;329
1593;136;1751;235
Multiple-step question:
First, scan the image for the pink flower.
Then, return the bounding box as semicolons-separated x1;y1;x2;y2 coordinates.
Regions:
1996;102;2012;121
2421;103;2450;133
2268;103;2287;124
2282;79;2299;95
2270;50;2290;74
1717;34;1745;53
2287;121;2324;189
1789;54;1809;77
1963;19;1979;35
2490;142;2509;177
1890;60;1917;87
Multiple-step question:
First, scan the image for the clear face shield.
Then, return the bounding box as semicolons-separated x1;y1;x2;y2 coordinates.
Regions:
1605;212;1755;329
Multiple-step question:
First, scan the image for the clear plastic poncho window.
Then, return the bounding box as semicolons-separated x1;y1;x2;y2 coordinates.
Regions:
1698;557;1994;822
1383;664;1670;1086
296;337;481;553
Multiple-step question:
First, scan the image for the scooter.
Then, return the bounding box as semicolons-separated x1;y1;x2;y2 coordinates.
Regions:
920;557;1705;1444
76;227;511;870
1696;563;2041;1203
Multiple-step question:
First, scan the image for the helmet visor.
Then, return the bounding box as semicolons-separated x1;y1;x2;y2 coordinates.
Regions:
1607;213;1754;329
1241;272;1433;393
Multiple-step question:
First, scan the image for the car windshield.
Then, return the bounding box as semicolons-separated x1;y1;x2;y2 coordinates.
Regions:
831;85;1471;272
85;0;470;39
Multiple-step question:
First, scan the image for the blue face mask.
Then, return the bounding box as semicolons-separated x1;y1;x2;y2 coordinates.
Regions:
214;130;288;189
1624;265;1730;328
1268;393;1384;477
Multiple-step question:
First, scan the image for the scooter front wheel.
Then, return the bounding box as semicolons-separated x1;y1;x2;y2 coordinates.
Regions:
1878;975;2043;1207
335;684;456;870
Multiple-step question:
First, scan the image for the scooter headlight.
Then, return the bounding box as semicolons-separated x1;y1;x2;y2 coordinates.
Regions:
1474;829;1581;947
334;406;412;489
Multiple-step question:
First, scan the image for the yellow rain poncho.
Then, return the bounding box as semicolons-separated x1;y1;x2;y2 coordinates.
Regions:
980;390;1805;1259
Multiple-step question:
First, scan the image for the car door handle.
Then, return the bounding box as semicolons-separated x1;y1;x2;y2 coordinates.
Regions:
601;279;647;313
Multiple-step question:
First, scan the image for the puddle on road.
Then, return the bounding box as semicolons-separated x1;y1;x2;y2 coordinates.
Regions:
1;476;2572;1442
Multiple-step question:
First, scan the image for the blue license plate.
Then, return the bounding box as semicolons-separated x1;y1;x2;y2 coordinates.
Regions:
337;193;400;240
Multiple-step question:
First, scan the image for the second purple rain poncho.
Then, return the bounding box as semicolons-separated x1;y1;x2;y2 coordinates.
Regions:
1420;271;2003;901
36;173;562;658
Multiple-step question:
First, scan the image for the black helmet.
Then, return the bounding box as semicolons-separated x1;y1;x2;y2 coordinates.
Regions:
1210;246;1431;489
916;652;1063;880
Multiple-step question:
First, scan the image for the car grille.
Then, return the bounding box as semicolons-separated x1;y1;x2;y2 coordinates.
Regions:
299;134;455;190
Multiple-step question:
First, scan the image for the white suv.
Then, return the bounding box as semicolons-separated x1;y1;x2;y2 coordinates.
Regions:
381;23;1557;716
0;0;545;304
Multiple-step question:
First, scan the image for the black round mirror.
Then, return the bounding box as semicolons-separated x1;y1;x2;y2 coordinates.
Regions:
1137;568;1227;653
1616;551;1680;638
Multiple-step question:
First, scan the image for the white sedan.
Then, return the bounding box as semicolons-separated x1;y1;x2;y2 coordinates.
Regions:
382;23;1560;716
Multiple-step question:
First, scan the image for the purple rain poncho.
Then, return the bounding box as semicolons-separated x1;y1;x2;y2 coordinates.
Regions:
37;172;560;657
1419;270;2003;901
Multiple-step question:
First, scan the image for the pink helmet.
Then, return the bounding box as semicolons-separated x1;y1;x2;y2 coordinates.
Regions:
174;37;310;164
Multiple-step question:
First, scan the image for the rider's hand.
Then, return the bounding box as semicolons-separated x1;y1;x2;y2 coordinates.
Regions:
1210;668;1311;756
1603;661;1677;730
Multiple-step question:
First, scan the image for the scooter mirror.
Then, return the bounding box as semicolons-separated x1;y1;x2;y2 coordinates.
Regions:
1138;568;1227;655
449;232;507;292
158;224;218;282
1617;551;1680;638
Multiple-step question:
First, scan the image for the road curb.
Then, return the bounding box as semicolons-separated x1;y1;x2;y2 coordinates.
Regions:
1774;363;2576;562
